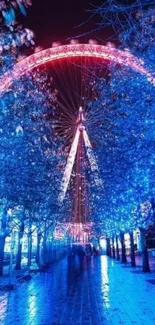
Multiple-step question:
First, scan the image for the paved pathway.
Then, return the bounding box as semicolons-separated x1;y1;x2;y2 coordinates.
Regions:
0;255;155;325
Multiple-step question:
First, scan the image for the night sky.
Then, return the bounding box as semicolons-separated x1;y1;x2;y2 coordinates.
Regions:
21;0;102;48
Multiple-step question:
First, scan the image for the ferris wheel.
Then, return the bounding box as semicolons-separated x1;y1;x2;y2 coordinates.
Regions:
0;41;153;226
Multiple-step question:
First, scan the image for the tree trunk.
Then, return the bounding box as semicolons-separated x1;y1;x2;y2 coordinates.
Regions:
42;228;47;264
97;236;101;251
120;232;127;263
9;230;14;284
112;237;115;259
130;232;136;267
140;228;150;273
143;246;150;273
0;235;5;276
116;236;120;260
36;232;41;266
0;203;8;276
27;214;33;272
106;237;111;257
15;222;24;270
27;231;32;269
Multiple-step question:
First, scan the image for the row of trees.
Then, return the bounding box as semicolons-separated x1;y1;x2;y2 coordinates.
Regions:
86;3;155;271
0;1;66;276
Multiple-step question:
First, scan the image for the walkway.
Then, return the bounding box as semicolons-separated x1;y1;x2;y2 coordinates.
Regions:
0;255;155;325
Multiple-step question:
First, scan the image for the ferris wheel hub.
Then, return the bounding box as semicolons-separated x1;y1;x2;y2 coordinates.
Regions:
79;125;85;131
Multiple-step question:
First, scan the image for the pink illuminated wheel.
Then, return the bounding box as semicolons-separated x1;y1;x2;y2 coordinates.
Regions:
0;42;153;143
0;42;153;95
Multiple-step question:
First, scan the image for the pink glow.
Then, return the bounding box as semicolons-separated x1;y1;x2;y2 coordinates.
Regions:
0;43;154;94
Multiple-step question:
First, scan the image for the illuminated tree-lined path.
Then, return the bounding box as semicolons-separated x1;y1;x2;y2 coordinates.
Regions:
1;2;155;325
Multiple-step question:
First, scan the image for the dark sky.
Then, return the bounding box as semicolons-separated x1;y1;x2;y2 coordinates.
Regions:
19;1;152;48
21;0;106;48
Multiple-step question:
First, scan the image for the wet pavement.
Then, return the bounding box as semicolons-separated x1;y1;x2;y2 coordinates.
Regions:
0;255;155;325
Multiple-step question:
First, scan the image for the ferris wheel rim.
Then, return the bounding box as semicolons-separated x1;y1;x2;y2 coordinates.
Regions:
0;42;154;94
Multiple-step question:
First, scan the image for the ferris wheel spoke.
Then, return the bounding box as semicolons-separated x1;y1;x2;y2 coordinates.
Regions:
83;129;103;187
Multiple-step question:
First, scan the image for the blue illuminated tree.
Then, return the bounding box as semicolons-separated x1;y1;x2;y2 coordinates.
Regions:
85;58;155;268
0;1;32;25
87;0;155;40
0;9;65;275
0;71;66;273
82;2;155;272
